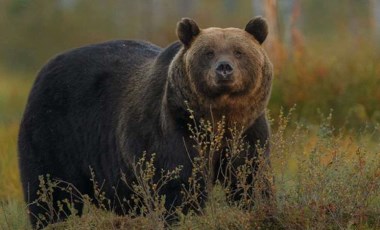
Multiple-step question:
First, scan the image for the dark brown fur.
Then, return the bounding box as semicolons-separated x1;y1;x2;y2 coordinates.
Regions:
18;17;273;229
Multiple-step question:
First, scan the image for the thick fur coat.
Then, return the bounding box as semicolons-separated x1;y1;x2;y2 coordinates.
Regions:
18;17;273;228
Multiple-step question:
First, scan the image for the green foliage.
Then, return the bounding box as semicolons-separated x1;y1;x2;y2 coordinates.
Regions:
0;199;30;230
270;41;380;128
1;1;379;127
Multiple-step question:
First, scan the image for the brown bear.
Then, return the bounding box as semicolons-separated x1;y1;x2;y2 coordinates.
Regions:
18;17;273;228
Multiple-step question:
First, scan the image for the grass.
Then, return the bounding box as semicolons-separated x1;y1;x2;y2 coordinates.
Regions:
1;105;379;229
0;121;22;200
0;70;33;202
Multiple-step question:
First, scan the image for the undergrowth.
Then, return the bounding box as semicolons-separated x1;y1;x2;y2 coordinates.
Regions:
1;108;379;229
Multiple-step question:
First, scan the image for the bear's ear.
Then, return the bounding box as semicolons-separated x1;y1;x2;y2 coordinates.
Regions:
245;16;268;44
177;18;200;47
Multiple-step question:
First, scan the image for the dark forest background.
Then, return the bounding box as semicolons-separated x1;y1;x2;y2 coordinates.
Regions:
1;1;379;127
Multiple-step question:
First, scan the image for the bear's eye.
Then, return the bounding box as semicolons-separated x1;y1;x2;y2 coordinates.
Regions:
234;50;243;58
205;50;215;59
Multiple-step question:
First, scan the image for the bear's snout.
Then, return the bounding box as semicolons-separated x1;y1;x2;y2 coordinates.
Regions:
215;61;234;83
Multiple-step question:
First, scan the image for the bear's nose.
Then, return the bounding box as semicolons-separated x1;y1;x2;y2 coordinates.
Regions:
215;61;234;81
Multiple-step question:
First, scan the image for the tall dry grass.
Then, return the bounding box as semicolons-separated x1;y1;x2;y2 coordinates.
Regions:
1;107;378;229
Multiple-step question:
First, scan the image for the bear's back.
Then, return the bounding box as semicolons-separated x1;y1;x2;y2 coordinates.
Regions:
18;40;163;183
39;40;161;83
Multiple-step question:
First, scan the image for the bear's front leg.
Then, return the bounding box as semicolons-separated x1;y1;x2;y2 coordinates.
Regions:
219;114;274;207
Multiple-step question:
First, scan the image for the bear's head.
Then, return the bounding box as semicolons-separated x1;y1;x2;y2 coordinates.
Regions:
168;17;273;129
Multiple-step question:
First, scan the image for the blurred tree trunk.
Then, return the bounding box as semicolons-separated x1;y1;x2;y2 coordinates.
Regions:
252;0;285;72
289;0;304;58
152;0;165;43
177;0;196;16
263;0;279;47
370;0;380;40
138;0;153;40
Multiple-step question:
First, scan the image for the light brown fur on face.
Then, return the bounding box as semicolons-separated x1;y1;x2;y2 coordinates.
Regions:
181;27;272;129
